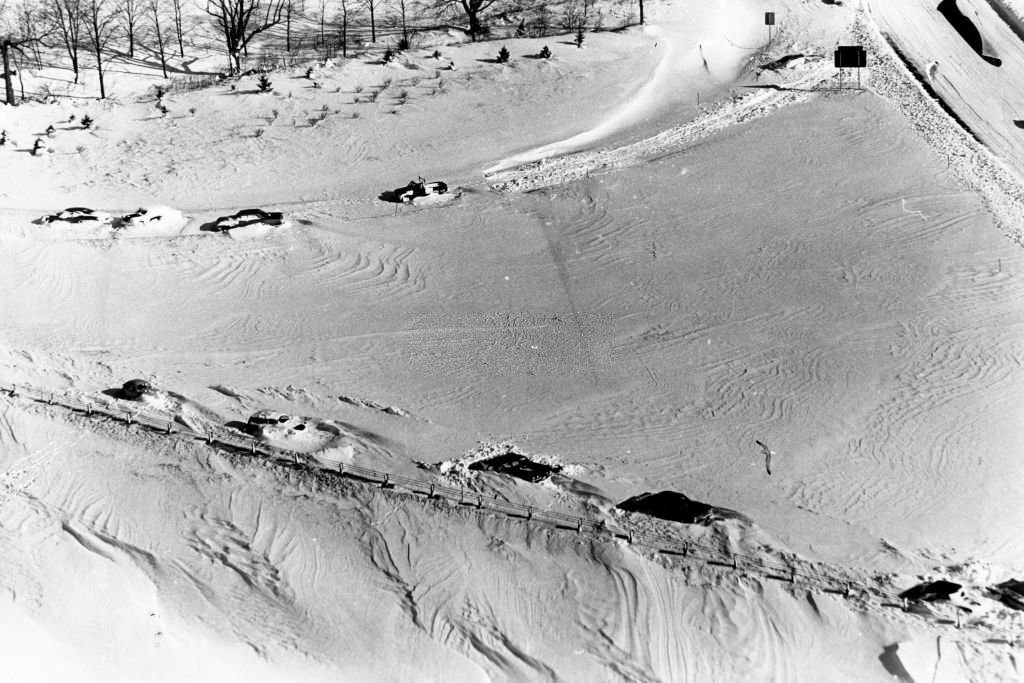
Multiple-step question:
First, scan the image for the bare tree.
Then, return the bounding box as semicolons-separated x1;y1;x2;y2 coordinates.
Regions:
149;0;169;77
1;0;28;104
83;0;116;98
170;0;182;55
364;0;376;43
284;0;299;52
48;0;84;83
120;0;141;56
335;0;349;56
316;0;326;51
21;2;45;67
431;0;499;41
204;0;285;74
396;0;408;46
3;0;53;104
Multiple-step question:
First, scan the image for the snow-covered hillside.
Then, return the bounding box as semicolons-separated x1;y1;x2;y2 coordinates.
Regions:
3;0;1024;680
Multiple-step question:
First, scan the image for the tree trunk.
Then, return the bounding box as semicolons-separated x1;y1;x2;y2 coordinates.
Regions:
2;41;15;106
94;45;103;98
94;43;105;98
154;8;168;78
639;0;644;25
369;1;375;43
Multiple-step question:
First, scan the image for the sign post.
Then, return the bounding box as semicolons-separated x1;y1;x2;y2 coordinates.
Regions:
765;12;776;44
834;45;867;90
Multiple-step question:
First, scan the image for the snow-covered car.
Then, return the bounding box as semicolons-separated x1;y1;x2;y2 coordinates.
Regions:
39;207;113;225
208;208;285;231
119;205;185;227
380;178;451;203
247;410;304;430
120;378;154;400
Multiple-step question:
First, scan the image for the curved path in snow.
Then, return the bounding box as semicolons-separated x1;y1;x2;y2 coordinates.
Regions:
483;0;768;175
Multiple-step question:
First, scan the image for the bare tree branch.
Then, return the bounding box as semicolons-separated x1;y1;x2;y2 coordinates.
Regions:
204;0;285;74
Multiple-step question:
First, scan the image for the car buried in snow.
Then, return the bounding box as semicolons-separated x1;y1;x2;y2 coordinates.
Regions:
39;207;114;225
379;177;452;203
205;208;286;232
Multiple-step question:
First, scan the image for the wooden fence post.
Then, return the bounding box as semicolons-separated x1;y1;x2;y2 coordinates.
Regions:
790;566;797;584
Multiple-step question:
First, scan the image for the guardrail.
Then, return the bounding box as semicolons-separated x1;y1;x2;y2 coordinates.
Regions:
2;380;1017;637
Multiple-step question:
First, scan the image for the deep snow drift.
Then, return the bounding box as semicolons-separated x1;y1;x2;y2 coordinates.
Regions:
3;0;1024;679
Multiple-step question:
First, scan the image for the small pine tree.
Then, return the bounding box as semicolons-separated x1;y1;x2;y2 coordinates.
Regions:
539;45;551;59
432;49;441;60
514;19;526;38
382;47;395;64
397;37;410;51
305;66;313;79
575;28;584;48
45;125;56;137
0;129;7;145
497;46;510;63
81;115;94;129
31;138;44;155
257;74;273;92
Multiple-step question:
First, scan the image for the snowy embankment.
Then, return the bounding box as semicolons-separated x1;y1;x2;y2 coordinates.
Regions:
484;0;768;174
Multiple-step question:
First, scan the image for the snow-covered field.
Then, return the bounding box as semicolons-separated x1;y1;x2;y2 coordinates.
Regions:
3;0;1024;680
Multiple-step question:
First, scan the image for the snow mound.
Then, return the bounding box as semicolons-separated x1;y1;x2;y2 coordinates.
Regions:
117;205;190;236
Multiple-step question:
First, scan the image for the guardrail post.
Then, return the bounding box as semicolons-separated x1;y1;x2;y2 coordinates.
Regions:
381;473;389;488
251;440;256;454
732;555;738;570
338;462;345;474
901;597;908;611
126;412;133;425
206;433;213;444
9;385;15;397
459;486;464;503
476;494;483;509
526;506;532;520
293;453;299;465
48;392;54;405
681;542;688;557
955;609;961;629
429;483;435;498
790;566;797;584
166;421;173;434
844;584;851;599
86;404;92;415
627;530;633;544
576;518;583;533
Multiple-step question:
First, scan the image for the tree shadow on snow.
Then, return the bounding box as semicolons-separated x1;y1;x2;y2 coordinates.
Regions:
937;0;1002;66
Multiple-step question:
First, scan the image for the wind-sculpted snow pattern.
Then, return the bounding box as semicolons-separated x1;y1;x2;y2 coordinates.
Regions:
6;378;1024;680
